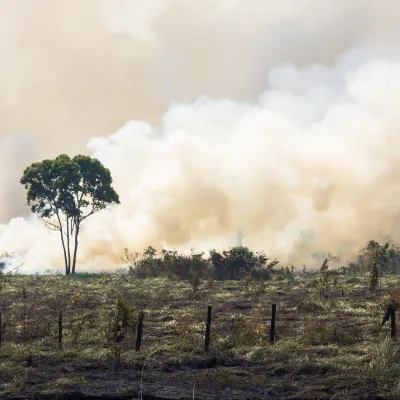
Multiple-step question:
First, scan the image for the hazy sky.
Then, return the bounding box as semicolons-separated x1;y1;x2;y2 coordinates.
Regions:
1;0;400;272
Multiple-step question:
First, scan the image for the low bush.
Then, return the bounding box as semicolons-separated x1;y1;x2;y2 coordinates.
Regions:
123;245;280;281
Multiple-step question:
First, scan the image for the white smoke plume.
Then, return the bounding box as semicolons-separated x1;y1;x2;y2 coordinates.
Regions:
1;0;400;272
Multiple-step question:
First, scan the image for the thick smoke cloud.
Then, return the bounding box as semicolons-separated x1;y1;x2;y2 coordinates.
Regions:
1;0;400;271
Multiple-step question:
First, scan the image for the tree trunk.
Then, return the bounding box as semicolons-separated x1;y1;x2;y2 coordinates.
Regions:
71;223;80;274
58;222;70;275
66;217;71;273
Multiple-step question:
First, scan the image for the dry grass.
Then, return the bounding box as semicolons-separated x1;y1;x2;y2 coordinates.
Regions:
0;272;398;399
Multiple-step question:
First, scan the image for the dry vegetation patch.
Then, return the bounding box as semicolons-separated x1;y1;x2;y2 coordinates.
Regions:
0;272;399;399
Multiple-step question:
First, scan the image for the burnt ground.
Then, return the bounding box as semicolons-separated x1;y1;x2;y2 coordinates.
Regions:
1;273;400;399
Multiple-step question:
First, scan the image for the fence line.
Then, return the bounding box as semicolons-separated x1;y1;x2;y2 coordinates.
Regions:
0;303;396;354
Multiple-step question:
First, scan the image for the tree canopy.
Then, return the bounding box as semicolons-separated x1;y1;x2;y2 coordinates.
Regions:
20;154;120;275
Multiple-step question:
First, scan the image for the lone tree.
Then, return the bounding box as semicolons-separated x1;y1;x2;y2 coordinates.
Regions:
20;154;120;275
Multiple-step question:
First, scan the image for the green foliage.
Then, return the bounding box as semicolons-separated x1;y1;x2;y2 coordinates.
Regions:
358;240;400;274
210;246;279;281
319;258;330;296
116;297;136;332
123;245;279;282
20;154;120;275
105;297;136;370
124;247;211;280
107;297;136;345
121;238;400;287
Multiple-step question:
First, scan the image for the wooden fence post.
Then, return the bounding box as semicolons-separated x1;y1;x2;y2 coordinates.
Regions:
270;304;276;344
22;288;26;342
135;311;144;352
205;305;212;352
58;310;63;350
381;301;396;340
0;311;2;349
391;307;396;340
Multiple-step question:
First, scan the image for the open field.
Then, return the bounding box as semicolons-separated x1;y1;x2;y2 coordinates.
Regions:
1;272;400;399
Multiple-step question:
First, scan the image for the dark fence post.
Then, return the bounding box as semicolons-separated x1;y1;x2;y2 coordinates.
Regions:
58;310;63;350
270;304;276;344
22;288;27;342
27;354;33;367
391;307;396;340
135;311;144;352
205;305;212;352
381;301;397;340
0;311;2;349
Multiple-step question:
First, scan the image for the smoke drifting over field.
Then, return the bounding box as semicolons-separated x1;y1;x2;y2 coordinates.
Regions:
1;0;400;272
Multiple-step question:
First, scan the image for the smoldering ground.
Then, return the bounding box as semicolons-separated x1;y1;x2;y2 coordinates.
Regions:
1;0;400;272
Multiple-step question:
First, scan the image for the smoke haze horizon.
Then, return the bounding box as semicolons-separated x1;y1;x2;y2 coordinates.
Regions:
1;0;400;272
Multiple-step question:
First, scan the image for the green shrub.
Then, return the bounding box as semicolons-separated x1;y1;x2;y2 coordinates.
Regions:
123;247;211;280
123;245;279;281
210;246;279;281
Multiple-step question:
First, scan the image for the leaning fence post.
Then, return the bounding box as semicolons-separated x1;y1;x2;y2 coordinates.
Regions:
270;304;276;344
58;310;63;350
391;307;396;340
381;301;396;340
205;305;212;352
135;311;144;352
